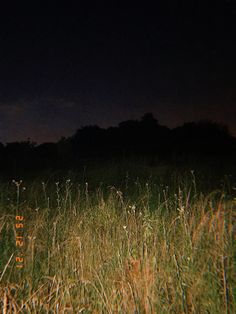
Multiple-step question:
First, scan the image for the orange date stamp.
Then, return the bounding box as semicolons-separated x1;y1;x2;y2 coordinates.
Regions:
15;215;24;268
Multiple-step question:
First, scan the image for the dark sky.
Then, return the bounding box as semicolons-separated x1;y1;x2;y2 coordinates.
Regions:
0;2;236;143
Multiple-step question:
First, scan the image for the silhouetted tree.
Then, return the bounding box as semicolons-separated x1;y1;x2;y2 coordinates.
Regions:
34;143;58;169
3;140;36;176
171;120;235;155
72;125;107;158
141;112;159;127
0;113;235;177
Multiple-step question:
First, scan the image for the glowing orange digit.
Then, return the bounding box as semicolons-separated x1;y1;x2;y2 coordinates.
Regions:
15;223;24;228
16;257;24;263
16;240;23;247
16;216;24;221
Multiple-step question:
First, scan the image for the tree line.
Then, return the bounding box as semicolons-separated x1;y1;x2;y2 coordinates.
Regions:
0;113;235;177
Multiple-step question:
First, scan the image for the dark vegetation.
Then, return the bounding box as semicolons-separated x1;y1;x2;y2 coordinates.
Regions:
1;113;236;179
0;113;236;312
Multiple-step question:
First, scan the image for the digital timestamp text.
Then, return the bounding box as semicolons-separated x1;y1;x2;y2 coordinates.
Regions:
15;215;24;269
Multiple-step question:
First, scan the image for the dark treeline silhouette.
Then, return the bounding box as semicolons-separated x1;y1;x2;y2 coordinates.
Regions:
0;113;236;178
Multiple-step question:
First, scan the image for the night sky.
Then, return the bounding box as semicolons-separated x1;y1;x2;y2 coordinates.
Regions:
0;2;236;144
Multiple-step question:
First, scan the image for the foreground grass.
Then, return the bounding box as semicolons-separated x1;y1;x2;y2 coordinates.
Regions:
0;166;235;313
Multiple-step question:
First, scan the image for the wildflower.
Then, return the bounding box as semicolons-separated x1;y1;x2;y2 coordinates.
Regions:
12;179;23;186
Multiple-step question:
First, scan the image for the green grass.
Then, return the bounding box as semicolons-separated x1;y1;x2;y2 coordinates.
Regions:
0;160;235;313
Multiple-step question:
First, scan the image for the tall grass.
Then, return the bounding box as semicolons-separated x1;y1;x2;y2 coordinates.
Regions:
0;163;235;313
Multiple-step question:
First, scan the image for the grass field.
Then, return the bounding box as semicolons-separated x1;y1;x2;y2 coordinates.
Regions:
0;158;235;313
